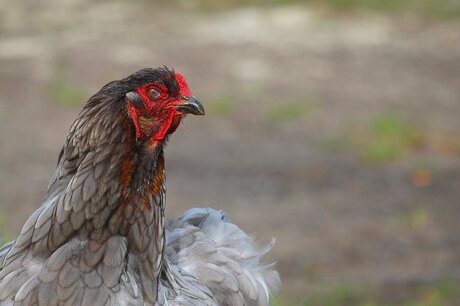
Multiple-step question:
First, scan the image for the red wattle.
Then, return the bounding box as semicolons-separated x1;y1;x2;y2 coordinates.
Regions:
153;110;176;141
167;113;183;136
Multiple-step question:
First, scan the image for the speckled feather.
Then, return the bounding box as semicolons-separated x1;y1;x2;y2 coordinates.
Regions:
0;68;280;306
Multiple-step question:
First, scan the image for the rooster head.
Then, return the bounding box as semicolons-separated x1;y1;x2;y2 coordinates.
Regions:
123;67;204;142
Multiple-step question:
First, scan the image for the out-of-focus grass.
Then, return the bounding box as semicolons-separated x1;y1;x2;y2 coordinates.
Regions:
350;114;422;164
271;280;460;306
315;0;460;19
271;286;373;306
404;281;460;306
268;100;317;123
176;0;460;19
399;207;431;230
321;116;460;163
49;65;88;107
207;94;235;118
302;286;373;306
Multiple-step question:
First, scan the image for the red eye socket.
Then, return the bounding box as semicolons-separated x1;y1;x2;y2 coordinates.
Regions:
146;88;161;100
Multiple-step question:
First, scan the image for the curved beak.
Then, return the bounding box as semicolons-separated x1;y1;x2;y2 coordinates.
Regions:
176;96;205;116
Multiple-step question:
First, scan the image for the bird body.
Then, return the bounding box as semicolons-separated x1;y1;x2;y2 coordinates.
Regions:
0;68;280;305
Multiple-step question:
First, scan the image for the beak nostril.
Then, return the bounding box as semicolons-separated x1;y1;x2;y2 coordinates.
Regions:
181;95;190;101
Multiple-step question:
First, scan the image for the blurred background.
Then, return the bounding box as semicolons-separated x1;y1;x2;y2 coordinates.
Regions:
1;0;460;305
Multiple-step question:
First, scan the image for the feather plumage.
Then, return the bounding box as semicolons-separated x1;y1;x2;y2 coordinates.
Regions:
0;68;280;305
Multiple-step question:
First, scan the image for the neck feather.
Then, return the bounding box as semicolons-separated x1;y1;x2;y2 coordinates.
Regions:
44;101;167;278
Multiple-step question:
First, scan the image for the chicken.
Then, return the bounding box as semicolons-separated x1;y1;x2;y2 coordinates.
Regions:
0;67;280;306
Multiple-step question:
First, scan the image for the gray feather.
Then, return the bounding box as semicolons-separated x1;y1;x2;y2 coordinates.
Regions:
82;172;97;203
14;275;38;302
0;68;280;305
0;270;23;300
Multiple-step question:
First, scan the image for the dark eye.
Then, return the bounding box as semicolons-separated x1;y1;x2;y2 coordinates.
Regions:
146;88;161;100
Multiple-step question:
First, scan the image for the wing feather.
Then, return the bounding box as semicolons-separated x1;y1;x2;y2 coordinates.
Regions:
165;208;281;306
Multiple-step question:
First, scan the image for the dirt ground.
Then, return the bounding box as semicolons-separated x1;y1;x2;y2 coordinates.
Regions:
1;1;460;304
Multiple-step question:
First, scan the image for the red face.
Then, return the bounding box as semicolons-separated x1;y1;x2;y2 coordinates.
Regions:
126;73;204;142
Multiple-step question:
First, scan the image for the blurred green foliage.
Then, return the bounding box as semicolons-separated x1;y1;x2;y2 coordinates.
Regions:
315;0;460;18
49;65;88;107
302;286;372;306
404;281;459;306
271;280;460;306
179;0;460;19
352;114;422;164
207;95;235;118
398;207;431;230
268;100;316;123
